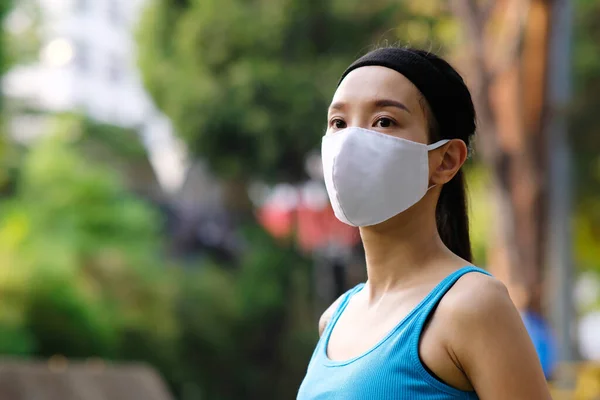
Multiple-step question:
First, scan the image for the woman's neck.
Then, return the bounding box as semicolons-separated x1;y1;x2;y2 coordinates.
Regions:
359;200;451;297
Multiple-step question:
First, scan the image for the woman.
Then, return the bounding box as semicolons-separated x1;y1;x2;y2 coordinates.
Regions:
297;47;551;399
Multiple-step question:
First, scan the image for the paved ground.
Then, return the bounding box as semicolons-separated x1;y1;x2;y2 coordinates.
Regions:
0;358;173;400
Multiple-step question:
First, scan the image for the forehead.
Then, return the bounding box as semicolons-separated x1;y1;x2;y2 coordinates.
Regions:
332;66;422;108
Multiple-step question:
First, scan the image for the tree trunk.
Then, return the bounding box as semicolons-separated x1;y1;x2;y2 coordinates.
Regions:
451;0;553;312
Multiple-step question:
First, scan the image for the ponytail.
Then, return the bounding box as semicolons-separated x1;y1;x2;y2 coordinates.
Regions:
406;50;475;263
436;169;473;262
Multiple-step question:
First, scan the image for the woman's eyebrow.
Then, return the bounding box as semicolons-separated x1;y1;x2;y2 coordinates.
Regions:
373;99;411;114
328;99;412;114
328;102;345;112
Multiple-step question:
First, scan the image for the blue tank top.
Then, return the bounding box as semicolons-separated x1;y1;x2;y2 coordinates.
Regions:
297;266;491;400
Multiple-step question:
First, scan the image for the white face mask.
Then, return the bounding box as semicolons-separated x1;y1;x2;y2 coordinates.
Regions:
321;127;449;227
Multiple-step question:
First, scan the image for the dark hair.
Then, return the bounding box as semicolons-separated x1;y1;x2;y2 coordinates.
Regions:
410;49;476;262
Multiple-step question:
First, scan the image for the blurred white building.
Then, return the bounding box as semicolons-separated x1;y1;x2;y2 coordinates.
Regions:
3;0;187;194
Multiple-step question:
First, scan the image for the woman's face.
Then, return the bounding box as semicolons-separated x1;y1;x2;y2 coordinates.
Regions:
327;66;430;144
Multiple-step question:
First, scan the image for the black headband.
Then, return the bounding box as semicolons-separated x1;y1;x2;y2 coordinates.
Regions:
338;48;464;141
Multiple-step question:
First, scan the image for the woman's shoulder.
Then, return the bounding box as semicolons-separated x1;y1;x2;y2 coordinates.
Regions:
319;297;342;336
439;271;513;323
433;269;551;398
434;270;523;354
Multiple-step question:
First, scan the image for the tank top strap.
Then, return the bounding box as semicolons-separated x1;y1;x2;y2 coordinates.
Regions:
396;266;490;396
410;266;492;341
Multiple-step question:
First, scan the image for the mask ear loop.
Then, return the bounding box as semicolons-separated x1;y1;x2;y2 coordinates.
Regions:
426;139;451;190
426;139;450;151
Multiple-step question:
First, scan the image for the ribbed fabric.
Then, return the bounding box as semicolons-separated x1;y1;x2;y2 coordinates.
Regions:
297;266;490;400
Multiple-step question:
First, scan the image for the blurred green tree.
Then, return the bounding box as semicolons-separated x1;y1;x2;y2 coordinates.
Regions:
137;0;408;183
572;0;600;275
0;113;316;398
0;0;14;190
175;224;314;400
0;0;12;76
2;0;40;68
74;115;164;199
0;114;178;363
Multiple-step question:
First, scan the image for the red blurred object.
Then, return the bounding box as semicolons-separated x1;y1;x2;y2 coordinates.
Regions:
257;205;294;239
296;204;359;251
257;187;359;252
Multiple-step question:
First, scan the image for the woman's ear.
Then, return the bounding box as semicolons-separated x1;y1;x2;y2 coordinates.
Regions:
429;139;468;185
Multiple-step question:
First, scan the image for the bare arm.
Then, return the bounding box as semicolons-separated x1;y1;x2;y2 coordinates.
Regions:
449;276;552;400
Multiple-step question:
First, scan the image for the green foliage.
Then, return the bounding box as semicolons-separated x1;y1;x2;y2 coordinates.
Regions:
137;0;410;181
1;0;41;194
3;0;41;67
176;225;314;400
26;273;120;358
572;0;600;273
0;115;176;361
0;0;12;77
13;120;160;258
0;0;14;186
0;114;315;398
466;163;493;266
78;117;148;160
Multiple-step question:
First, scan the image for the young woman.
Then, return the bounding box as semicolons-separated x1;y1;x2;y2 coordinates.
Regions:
297;48;551;399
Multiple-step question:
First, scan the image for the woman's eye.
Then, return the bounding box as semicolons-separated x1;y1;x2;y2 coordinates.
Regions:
331;119;346;129
375;117;394;128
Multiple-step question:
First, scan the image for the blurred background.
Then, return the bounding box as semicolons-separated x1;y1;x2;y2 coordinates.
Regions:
0;0;598;398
